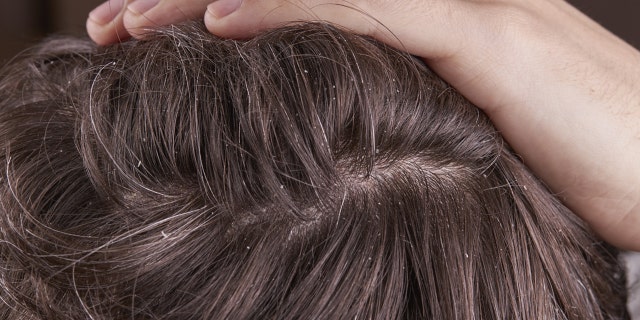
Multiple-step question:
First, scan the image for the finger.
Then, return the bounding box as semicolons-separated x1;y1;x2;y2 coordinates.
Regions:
123;0;214;38
87;0;134;45
204;0;473;59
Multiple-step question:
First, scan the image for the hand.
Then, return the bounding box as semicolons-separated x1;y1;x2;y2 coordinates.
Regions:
87;0;640;250
87;0;213;44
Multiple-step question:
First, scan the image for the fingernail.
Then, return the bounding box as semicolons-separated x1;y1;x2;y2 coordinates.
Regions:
89;0;126;25
128;0;160;15
207;0;243;19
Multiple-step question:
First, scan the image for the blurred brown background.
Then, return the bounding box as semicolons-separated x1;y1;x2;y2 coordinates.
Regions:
1;0;103;62
0;0;639;63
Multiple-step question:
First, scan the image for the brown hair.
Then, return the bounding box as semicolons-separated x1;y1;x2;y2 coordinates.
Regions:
0;22;628;319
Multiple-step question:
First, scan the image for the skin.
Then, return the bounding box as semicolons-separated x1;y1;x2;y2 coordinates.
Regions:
87;0;640;250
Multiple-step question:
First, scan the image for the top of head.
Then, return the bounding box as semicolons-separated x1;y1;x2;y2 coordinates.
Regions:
0;22;627;319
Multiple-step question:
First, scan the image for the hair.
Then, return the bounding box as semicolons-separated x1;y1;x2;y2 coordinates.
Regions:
0;22;628;319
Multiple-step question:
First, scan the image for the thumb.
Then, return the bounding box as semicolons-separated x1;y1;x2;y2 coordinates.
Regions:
204;0;474;59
